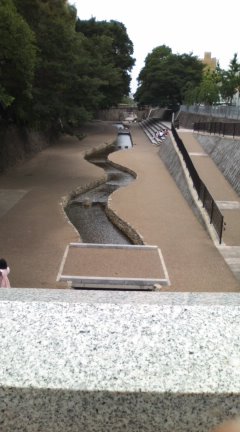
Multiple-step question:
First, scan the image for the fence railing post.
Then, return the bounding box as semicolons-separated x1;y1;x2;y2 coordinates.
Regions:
219;217;224;244
202;185;206;207
210;198;214;223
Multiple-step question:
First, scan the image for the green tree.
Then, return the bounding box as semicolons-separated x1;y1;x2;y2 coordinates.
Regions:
0;0;36;121
13;0;131;126
76;18;135;108
134;45;172;106
134;46;204;110
199;71;220;105
184;69;220;106
13;0;88;126
219;53;240;104
4;0;135;127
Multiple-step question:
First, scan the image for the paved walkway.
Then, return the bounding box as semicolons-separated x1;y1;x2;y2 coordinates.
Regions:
109;124;240;291
179;131;240;245
0;122;116;288
0;121;239;291
178;129;240;283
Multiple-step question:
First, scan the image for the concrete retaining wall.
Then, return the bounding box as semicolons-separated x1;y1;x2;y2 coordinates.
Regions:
177;112;239;129
158;136;207;229
194;134;240;196
95;108;148;121
0;125;55;173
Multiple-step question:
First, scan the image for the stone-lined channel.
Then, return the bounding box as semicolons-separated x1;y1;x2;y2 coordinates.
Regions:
65;129;134;244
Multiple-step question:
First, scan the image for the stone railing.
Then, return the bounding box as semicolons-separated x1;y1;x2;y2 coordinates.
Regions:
0;288;239;432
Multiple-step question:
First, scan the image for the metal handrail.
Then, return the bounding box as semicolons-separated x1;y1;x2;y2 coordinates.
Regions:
193;121;240;138
172;124;224;243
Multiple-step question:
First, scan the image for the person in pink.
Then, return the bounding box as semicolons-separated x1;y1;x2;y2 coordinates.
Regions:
0;258;11;288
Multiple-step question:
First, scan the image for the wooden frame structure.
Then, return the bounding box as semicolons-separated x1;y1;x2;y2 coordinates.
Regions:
57;243;171;290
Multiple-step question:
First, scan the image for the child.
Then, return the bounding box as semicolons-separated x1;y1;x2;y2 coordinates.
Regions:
0;258;11;288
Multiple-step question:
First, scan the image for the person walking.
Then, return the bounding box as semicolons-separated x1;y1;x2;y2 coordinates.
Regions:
0;258;11;288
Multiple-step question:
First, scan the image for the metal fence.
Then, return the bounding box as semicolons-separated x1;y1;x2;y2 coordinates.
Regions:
181;104;240;120
171;124;224;243
193;121;240;138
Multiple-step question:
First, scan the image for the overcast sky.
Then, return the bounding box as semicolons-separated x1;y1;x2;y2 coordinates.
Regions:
70;0;239;93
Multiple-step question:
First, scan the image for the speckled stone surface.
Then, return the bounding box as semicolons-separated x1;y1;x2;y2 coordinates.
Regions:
0;289;239;431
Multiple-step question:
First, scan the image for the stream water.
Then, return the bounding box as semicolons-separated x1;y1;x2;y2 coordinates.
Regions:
65;128;134;244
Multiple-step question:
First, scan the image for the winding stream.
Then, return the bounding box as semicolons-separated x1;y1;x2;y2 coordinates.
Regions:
65;129;134;244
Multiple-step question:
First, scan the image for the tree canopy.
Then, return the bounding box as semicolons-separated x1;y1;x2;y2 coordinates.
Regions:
1;0;239;127
184;53;240;106
219;54;240;105
76;18;135;108
134;45;204;110
0;0;37;121
0;0;135;128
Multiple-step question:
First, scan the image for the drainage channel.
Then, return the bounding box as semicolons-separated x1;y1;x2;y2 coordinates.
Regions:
65;128;134;244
